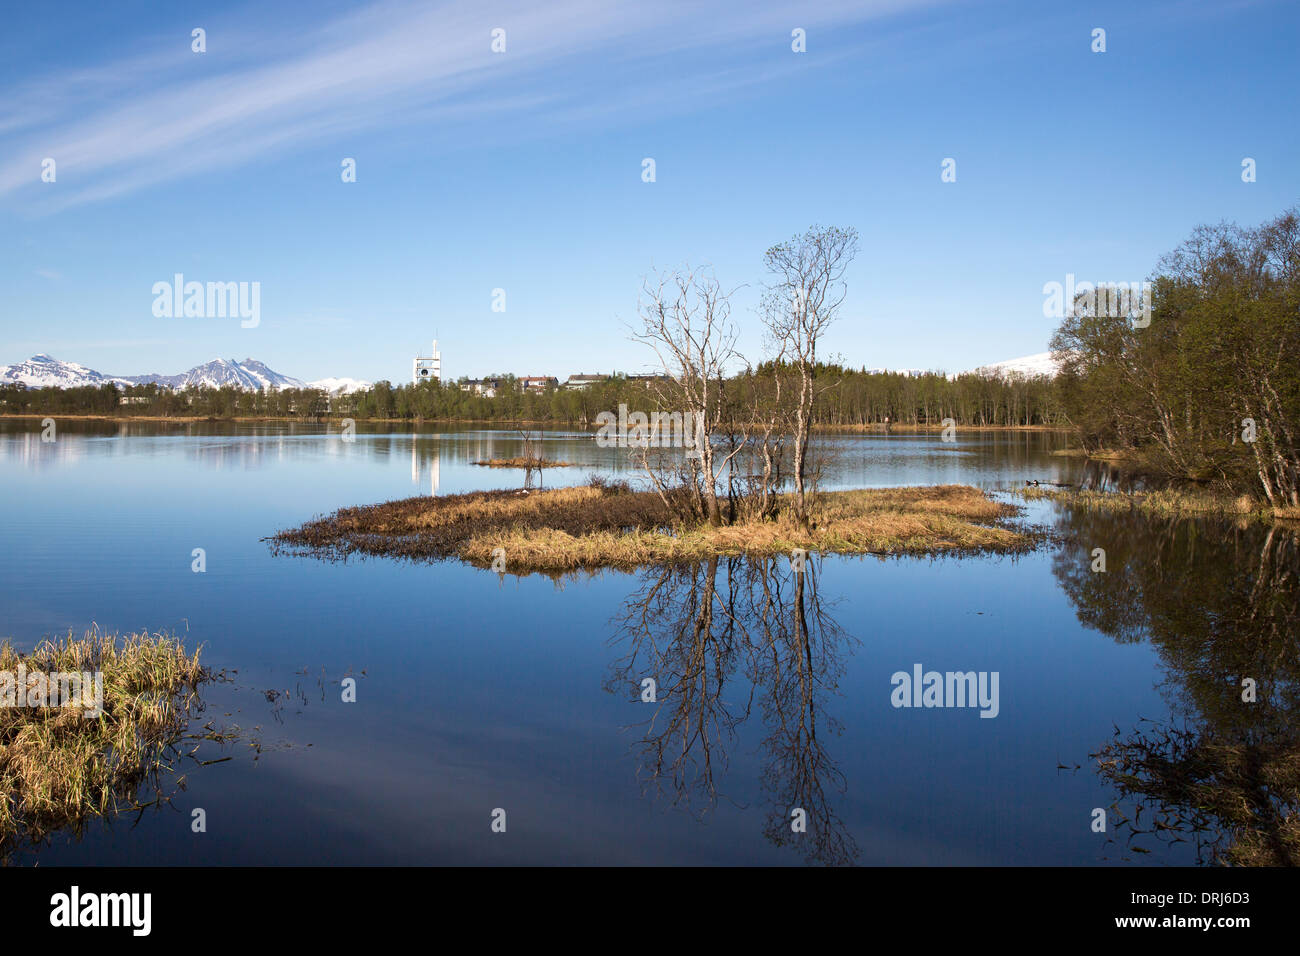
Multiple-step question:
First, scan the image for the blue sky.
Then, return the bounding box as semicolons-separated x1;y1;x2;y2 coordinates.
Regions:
1;0;1296;384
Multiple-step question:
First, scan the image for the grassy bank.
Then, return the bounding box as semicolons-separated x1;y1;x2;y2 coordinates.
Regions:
1017;485;1300;521
270;480;1031;572
0;630;222;854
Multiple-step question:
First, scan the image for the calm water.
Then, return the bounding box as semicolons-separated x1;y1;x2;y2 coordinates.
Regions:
1;421;1292;865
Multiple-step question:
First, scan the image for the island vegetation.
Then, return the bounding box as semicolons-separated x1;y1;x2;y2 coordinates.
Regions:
472;457;576;468
270;225;1036;571
269;478;1030;573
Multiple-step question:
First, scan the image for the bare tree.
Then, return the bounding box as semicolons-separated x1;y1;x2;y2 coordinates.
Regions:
518;428;543;490
633;266;747;526
730;365;786;522
761;226;859;528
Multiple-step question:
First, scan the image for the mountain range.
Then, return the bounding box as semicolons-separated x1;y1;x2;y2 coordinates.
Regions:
0;354;371;395
0;351;1062;395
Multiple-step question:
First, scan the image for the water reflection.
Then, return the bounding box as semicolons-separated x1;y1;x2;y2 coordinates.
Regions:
9;418;1240;865
1074;458;1152;493
1051;505;1300;864
0;430;88;469
607;556;860;865
411;441;439;495
0;420;1083;490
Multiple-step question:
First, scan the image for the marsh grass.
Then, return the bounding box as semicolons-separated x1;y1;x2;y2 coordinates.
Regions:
271;481;1031;572
0;629;222;857
1017;485;1296;521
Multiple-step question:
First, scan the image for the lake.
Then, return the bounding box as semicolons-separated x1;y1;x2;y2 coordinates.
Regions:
1;420;1292;865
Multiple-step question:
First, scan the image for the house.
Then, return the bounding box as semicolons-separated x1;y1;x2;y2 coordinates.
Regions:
518;376;559;393
460;378;501;398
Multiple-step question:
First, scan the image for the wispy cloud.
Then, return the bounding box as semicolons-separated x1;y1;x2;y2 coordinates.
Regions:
1;0;948;211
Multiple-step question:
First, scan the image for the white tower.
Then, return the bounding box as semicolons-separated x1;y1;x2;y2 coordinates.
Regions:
413;340;441;385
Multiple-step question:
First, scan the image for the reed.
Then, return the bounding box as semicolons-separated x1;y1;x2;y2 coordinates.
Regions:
1016;485;1294;520
0;629;218;856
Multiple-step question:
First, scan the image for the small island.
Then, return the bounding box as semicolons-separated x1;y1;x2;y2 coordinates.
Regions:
472;457;576;469
269;479;1030;573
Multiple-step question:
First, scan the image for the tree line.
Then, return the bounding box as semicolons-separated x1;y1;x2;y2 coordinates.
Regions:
0;366;1065;428
1051;205;1300;509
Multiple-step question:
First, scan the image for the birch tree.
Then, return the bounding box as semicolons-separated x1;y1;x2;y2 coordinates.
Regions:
633;266;746;526
761;225;859;528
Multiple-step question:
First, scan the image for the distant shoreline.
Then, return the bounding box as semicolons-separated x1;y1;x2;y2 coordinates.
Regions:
0;412;1073;432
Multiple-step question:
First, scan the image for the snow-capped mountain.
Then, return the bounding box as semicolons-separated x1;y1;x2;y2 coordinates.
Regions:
164;358;306;390
0;354;129;388
966;352;1061;379
307;376;372;395
0;354;352;392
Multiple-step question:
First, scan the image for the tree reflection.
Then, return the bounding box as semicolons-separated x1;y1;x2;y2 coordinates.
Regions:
1052;505;1300;864
606;555;860;865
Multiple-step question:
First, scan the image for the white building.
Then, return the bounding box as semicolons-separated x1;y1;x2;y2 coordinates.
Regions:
460;378;501;398
413;340;441;385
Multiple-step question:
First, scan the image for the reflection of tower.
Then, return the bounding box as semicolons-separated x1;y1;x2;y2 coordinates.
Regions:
411;438;440;496
413;340;441;385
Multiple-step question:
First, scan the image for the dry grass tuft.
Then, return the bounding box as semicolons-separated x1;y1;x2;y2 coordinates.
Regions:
0;629;217;856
